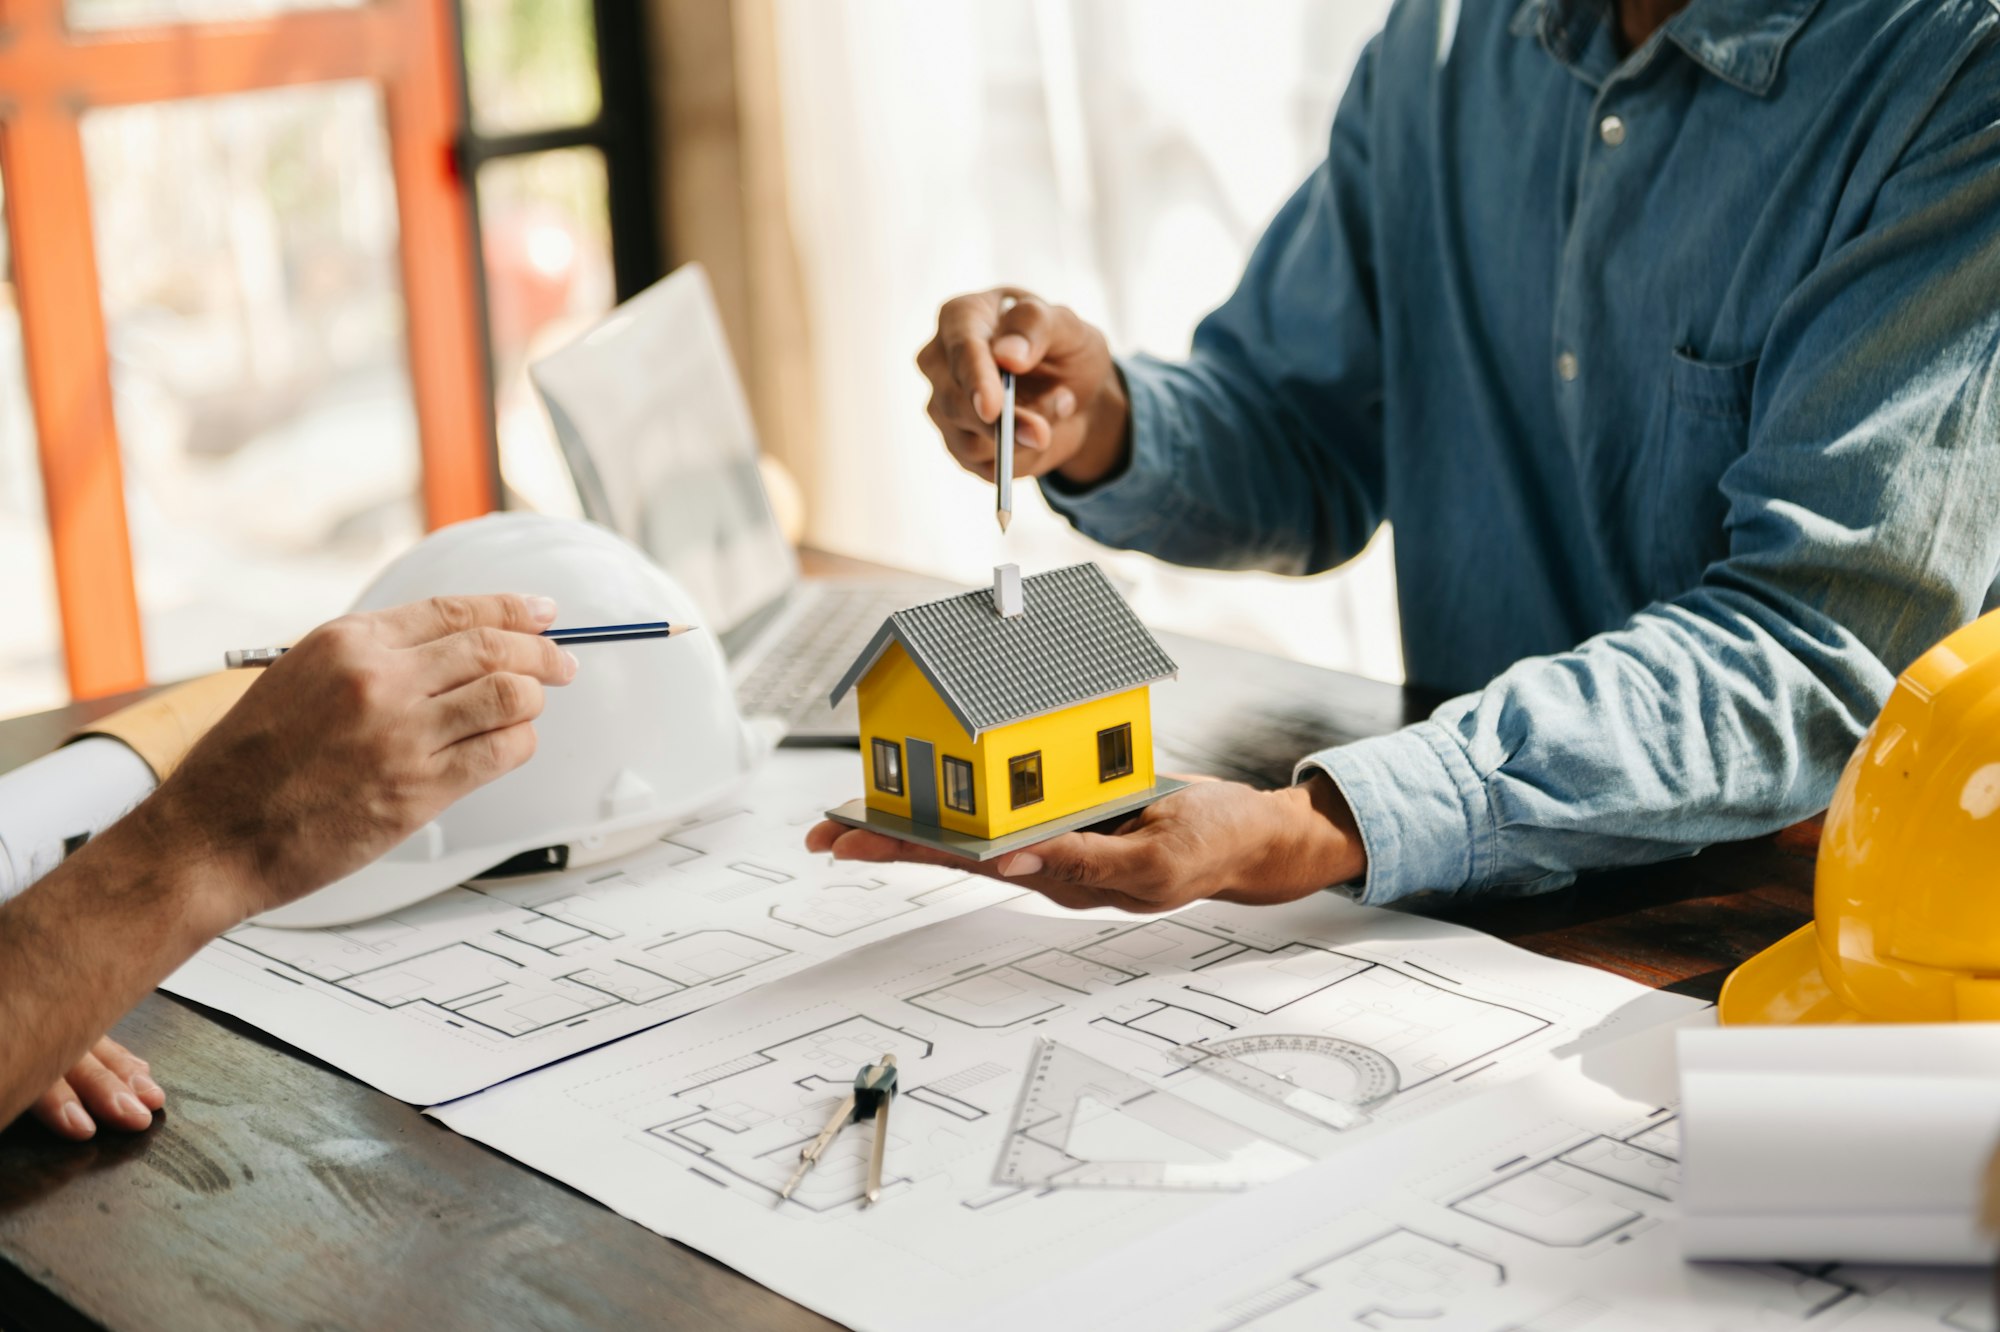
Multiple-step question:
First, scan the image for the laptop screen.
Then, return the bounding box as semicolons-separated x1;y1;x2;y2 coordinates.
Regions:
529;264;799;642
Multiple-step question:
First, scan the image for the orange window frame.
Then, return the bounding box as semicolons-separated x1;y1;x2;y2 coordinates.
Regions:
0;0;495;700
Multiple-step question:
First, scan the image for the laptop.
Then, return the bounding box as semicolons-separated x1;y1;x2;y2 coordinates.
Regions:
529;264;950;744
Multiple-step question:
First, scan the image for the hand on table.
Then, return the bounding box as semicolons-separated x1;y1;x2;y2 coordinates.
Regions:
31;1035;163;1140
806;774;1368;914
918;287;1132;487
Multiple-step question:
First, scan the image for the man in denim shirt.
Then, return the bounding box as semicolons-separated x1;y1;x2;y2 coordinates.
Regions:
811;0;2000;912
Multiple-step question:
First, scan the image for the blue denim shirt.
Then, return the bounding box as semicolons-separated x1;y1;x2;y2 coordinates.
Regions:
1044;0;2000;905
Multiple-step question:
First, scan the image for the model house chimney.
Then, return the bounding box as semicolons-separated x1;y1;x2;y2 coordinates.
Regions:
994;563;1024;618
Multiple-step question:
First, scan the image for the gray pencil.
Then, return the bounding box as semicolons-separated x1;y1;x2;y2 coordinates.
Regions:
997;370;1015;534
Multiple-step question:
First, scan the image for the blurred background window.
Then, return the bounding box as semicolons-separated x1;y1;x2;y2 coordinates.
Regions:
0;2;495;714
83;81;423;688
478;146;614;516
0;0;662;719
459;0;658;518
0;168;67;718
759;0;1402;682
67;0;358;27
4;0;1407;718
462;0;602;135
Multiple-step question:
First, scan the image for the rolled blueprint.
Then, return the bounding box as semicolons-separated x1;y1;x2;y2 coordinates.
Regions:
0;737;158;905
1679;1023;2000;1264
0;671;256;904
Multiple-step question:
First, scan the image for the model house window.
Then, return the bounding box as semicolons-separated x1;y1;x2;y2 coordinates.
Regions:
1097;724;1134;782
872;738;904;795
1009;753;1045;809
943;757;976;814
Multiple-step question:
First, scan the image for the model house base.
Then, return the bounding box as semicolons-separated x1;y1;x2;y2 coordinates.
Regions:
823;776;1189;862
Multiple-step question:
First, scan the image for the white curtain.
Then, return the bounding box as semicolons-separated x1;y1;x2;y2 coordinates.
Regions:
767;0;1402;683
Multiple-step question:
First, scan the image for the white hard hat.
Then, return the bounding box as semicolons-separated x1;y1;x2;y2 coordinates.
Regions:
256;513;771;928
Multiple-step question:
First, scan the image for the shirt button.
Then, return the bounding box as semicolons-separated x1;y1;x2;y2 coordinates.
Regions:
1556;351;1580;382
1599;114;1627;147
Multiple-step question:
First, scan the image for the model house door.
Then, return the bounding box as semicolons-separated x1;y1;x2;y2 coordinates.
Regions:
905;737;939;825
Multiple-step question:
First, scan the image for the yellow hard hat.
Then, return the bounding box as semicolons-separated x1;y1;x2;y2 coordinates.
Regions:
1719;608;2000;1025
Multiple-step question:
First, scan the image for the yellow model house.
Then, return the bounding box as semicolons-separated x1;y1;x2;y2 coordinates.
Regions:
824;563;1182;858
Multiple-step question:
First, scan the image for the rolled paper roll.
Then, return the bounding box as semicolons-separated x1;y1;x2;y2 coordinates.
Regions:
1679;1023;2000;1265
72;669;259;781
0;737;157;903
0;671;260;903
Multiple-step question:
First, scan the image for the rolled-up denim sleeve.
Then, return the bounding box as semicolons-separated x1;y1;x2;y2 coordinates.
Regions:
1303;73;2000;907
1042;39;1388;576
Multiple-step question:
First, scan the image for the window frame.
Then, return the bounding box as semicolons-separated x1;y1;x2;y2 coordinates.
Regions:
942;755;976;815
871;737;904;796
1008;751;1044;810
451;0;664;402
0;0;496;700
1097;723;1135;782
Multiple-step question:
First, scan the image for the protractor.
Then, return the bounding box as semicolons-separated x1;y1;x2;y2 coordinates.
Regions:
1195;1034;1400;1109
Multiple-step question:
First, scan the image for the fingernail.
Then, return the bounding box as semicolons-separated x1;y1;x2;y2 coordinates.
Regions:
1052;387;1077;418
993;333;1030;365
971;389;987;420
1001;852;1043;878
114;1092;150;1122
524;595;558;624
562;649;580;680
131;1073;164;1105
62;1103;94;1137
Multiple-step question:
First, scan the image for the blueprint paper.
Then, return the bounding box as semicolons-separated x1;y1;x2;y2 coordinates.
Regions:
968;1015;1993;1332
1679;1024;2000;1264
434;891;1702;1332
159;752;1018;1103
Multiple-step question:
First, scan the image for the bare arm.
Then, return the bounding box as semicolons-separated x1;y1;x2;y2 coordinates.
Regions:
0;592;577;1130
0;795;244;1128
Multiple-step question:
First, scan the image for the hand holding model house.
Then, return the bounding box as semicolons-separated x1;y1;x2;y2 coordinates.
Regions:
807;563;1366;912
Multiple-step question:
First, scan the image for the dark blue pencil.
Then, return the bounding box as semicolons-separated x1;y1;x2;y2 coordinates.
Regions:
224;621;694;668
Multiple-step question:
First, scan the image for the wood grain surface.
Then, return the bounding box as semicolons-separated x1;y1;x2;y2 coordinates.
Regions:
0;557;1817;1331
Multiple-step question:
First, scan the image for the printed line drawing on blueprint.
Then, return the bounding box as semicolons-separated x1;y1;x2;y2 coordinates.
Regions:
968;1019;1993;1332
639;908;1619;1202
436;893;1703;1332
1209;1111;1989;1332
160;753;1019;1103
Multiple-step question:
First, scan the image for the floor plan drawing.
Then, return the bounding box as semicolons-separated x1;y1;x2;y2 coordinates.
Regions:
994;1037;1320;1191
640;1013;940;1212
159;753;1021;1103
436;892;1703;1332
1207;1227;1506;1330
1448;1118;1680;1249
966;1018;1993;1332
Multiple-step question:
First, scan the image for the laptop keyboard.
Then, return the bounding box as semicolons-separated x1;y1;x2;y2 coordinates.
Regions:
734;585;921;729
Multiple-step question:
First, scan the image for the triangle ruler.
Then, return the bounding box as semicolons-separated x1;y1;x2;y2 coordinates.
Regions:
994;1037;1313;1192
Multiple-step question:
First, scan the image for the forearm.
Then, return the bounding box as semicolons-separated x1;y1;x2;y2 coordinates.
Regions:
0;793;242;1126
1043;353;1383;573
1307;579;1898;904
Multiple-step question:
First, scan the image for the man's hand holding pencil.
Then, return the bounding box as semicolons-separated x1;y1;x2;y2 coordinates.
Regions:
915;287;1132;497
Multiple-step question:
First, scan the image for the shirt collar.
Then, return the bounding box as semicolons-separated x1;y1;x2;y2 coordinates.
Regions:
1510;0;1823;96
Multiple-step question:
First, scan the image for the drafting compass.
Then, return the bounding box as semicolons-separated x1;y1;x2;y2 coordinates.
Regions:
780;1053;899;1207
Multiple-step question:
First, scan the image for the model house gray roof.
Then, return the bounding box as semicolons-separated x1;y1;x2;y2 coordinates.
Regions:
829;562;1178;738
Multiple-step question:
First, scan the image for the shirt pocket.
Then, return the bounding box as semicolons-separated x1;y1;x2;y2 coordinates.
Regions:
1647;349;1757;598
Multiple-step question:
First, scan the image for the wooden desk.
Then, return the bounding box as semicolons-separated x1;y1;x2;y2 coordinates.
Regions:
0;569;1813;1331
